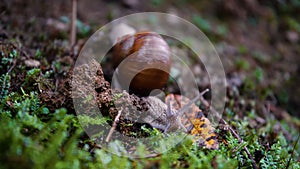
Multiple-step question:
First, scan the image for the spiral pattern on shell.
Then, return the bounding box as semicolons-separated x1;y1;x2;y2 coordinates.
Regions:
112;32;171;96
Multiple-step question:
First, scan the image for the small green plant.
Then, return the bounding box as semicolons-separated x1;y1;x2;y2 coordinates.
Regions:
287;17;300;33
216;24;228;36
141;125;161;136
35;49;42;59
238;45;248;55
0;73;10;101
23;68;41;89
112;93;124;102
259;134;300;169
254;67;264;83
235;58;250;70
60;16;91;37
151;0;163;6
192;15;211;33
77;114;109;127
2;49;18;64
0;48;18;72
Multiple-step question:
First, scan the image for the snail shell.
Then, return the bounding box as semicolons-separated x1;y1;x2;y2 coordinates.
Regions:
112;31;171;96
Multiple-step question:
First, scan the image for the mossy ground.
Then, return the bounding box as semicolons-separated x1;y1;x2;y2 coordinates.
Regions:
1;0;300;168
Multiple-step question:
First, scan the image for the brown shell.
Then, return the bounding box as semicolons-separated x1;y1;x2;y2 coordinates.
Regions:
112;32;171;96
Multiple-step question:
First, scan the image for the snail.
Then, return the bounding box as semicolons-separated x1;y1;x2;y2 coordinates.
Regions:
109;31;217;146
111;31;171;96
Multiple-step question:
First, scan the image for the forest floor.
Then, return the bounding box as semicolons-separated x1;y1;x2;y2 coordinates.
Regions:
1;0;300;168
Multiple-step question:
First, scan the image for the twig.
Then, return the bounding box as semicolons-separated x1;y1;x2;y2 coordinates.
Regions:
7;59;16;74
285;131;300;169
129;153;161;160
198;94;258;169
224;119;258;169
69;0;77;51
105;108;123;142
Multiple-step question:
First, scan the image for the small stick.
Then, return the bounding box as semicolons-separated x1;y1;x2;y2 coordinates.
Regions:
105;108;123;142
224;120;258;169
198;93;258;169
285;131;300;169
129;153;161;160
69;0;77;51
7;59;16;74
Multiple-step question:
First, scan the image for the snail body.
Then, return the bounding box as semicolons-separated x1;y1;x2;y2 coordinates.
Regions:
112;31;171;96
143;96;184;132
